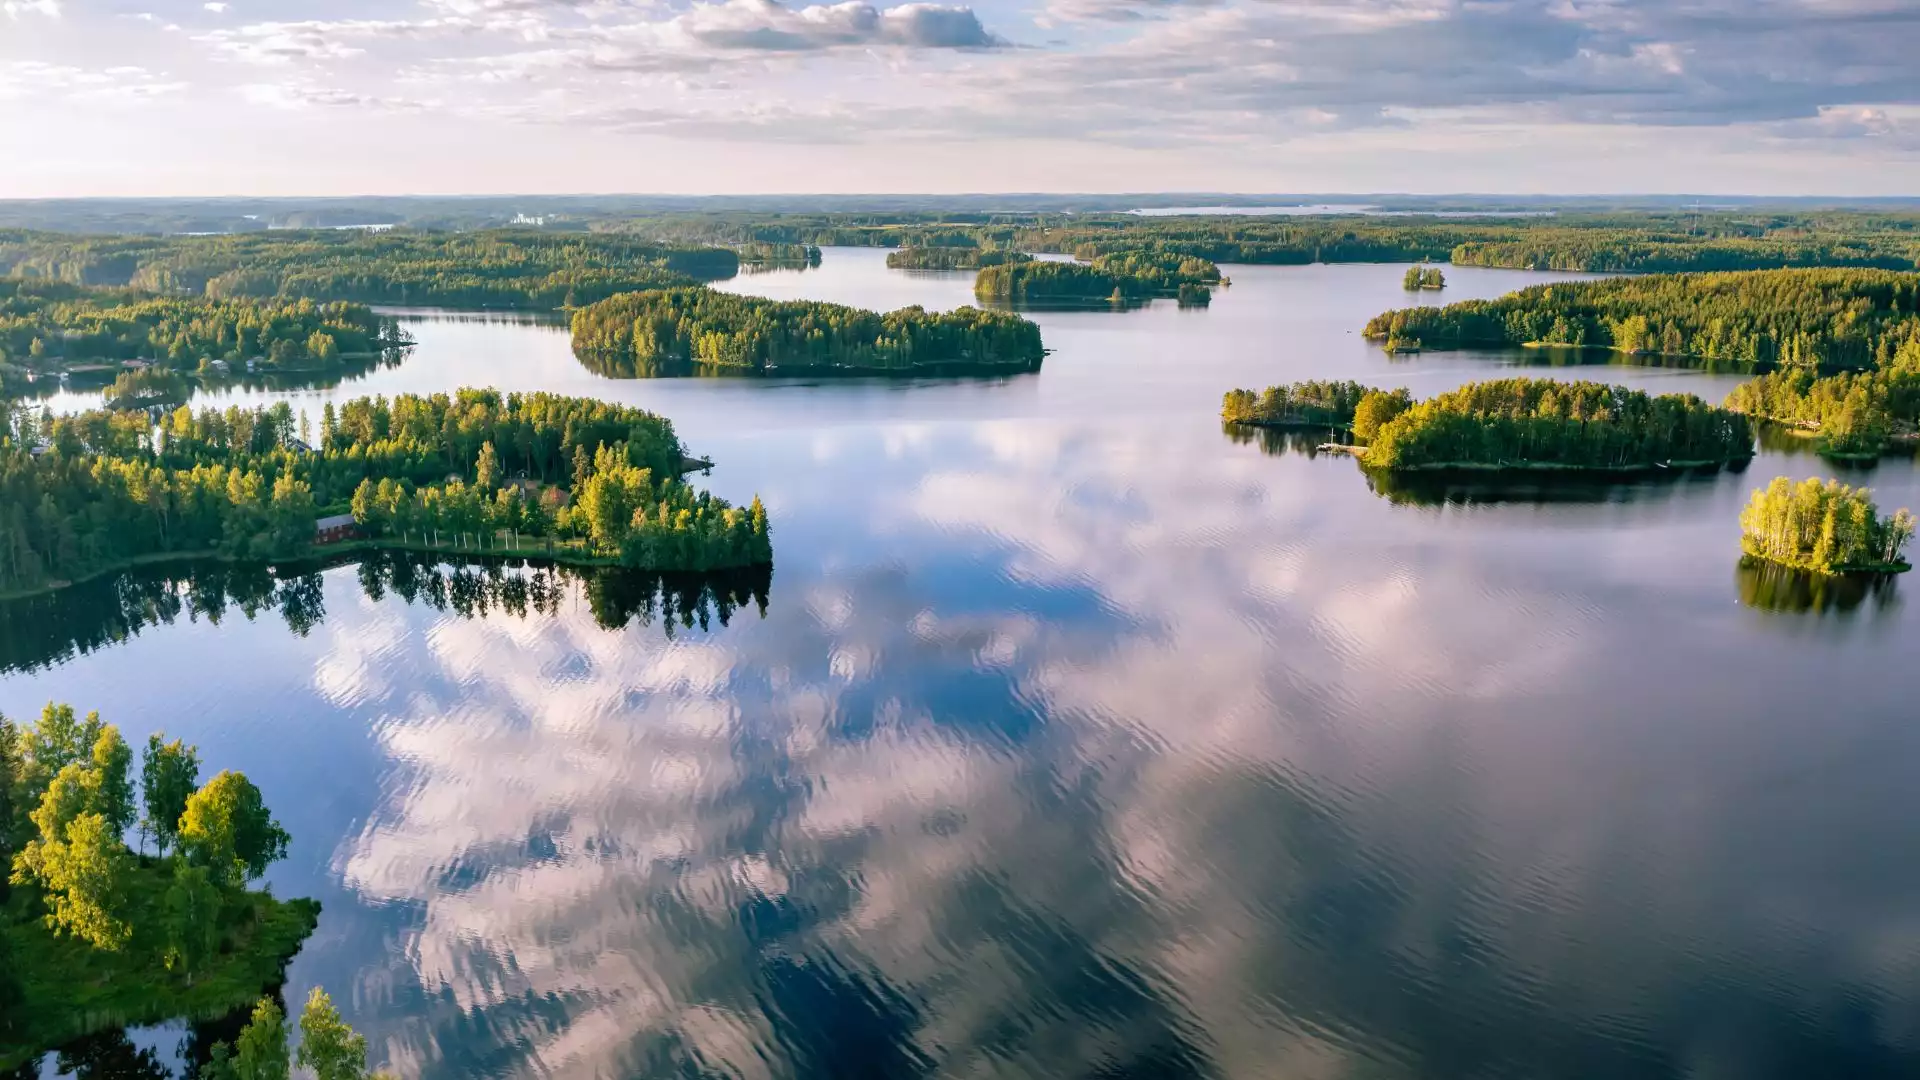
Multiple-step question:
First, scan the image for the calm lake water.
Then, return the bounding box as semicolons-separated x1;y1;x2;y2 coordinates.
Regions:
12;251;1920;1078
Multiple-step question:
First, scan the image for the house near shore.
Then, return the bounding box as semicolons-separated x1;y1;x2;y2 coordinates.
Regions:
315;513;358;544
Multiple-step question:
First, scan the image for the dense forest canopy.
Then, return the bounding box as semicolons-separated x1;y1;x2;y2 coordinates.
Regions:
1226;378;1754;471
0;279;404;389
0;389;771;596
1740;476;1915;574
608;210;1920;273
885;247;1032;271
973;251;1223;304
1365;269;1920;370
571;287;1044;374
0;229;739;311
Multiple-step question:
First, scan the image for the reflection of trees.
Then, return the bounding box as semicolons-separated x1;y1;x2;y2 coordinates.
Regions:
1735;557;1902;616
0;554;772;675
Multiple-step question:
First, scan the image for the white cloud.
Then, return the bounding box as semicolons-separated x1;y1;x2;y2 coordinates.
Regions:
204;1;229;12
2;0;59;17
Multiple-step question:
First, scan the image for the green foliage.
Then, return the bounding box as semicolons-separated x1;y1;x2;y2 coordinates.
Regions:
0;278;402;379
1221;381;1381;429
12;809;134;951
885;247;1030;270
19;704;104;806
0;229;738;311
0;389;768;595
1364;269;1920;370
140;735;200;856
231;997;291;1080
1724;340;1920;457
296;988;379;1080
87;725;135;838
572;286;1043;374
1739;476;1916;574
162;858;220;977
1352;389;1414;441
973;252;1221;304
179;771;289;887
1361;379;1755;471
1403;265;1446;290
0;717;20;865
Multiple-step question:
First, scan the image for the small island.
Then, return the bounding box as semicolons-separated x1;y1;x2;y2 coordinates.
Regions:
1739;476;1914;575
0;389;773;601
1403;265;1446;291
571;286;1044;375
973;251;1225;307
1224;377;1755;472
885;247;1032;271
1;705;318;1068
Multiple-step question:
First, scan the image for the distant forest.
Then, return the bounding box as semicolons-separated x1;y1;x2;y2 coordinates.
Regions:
0;230;739;311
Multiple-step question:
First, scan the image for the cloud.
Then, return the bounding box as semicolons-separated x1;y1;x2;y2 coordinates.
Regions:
0;61;185;101
197;18;456;64
204;1;228;12
2;0;58;16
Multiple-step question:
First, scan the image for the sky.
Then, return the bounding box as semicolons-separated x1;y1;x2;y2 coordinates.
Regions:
2;0;1919;197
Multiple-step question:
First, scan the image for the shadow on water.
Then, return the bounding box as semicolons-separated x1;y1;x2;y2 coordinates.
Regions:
0;552;772;676
572;346;1044;381
1734;557;1903;617
23;994;270;1080
1224;422;1746;507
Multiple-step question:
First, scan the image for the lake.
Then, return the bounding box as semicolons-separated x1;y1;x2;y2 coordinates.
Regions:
10;251;1920;1079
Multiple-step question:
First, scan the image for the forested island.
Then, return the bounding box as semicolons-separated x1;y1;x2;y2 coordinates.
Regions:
1224;378;1754;471
1365;269;1920;370
571;287;1044;375
1404;266;1446;291
0;229;739;311
886;247;1032;271
0;389;773;598
973;252;1224;306
1;704;317;1068
1740;477;1915;574
1;279;408;398
737;242;822;268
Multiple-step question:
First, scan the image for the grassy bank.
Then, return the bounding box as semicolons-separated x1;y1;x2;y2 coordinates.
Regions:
1;861;320;1070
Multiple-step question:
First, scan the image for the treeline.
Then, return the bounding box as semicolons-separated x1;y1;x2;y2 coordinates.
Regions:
613;211;1920;272
0;229;740;311
571;287;1044;374
1364;269;1920;370
1224;378;1754;471
886;247;1031;271
1;278;403;383
1723;336;1920;457
737;242;821;266
973;252;1223;305
1;704;317;1065
1740;477;1915;574
0;389;771;595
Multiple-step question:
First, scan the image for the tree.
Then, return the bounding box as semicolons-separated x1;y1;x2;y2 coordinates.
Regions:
0;715;20;863
297;988;373;1080
475;441;501;493
89;724;136;840
179;771;289;886
22;703;104;804
11;810;134;950
228;997;291;1080
141;734;201;856
163;859;222;981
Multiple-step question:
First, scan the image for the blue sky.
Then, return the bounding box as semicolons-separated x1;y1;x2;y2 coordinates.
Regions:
3;0;1917;196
